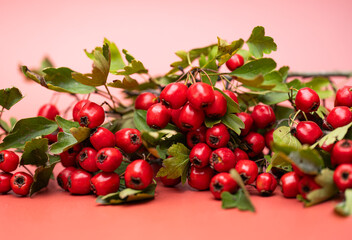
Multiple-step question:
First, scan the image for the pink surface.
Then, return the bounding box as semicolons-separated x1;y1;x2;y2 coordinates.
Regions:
1;0;352;239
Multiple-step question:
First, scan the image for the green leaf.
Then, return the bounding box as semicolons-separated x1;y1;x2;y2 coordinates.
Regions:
0;87;24;110
229;58;277;79
288;147;325;175
114;161;129;175
50;132;77;154
312;122;352;149
267;152;292;172
9;117;17;128
133;110;177;132
305;77;333;99
104;38;125;71
221;113;244;135
29;161;59;197
70;127;91;142
273;126;302;150
335;189;352;216
0;119;11;132
216;37;244;66
20;138;49;166
107;76;139;90
274;106;294;121
113;60;148;75
279;66;289;81
122;49;135;63
246;26;277;58
55;116;80;133
204;118;221;128
258;92;289;105
0;117;58;150
215;88;240;114
221;190;255;212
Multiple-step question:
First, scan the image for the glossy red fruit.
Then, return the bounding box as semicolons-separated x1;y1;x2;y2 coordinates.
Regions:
210;172;238;199
57;167;76;191
72;99;90;122
90;127;115;150
320;141;334;152
115;128;142;154
10;172;33;196
280;172;300;198
160;176;181;187
96;148;122;172
331;140;352;166
210;148;237;172
295;121;323;145
298;176;321;199
90;172;120;196
295;87;320;113
244;132;265;157
170;107;183;129
235;160;258;184
125;160;154;190
0;150;19;173
186;126;207;148
146;103;170;129
37;103;60;120
68;169;92;195
187;82;215;109
78;102;105;128
256;173;277;195
76;147;99;172
0;172;12;193
160;83;188;109
326;106;352;129
264;129;274;150
335;86;352;107
135;92;158;110
333;164;352;192
44;128;63;143
59;144;81;167
188;165;214;191
251;104;276;129
223;90;239;104
225;54;244;71
179;103;205;131
189;143;212;168
291;164;305;177
205;91;227;118
233;148;249;161
206;123;230;148
236;112;253;136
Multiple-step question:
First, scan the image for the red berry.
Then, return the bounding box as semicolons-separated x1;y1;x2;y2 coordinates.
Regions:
236;112;253;136
90;127;115;150
210;148;237;172
160;83;188;109
335;86;352;107
251;104;276;129
326;106;352;129
59;144;81;167
115;128;142;154
0;172;12;194
223;90;239;104
72;99;90;122
78;102;105;128
0;150;19;173
189;143;212;168
264;129;274;150
135;92;158;110
333;164;352;192
225;54;244;71
43;128;63;143
178;103;205;131
90;172;120;196
244;132;265;157
295;87;320;113
76;147;99;172
10;172;33;196
291;164;305;177
96;148;122;172
280;172;300;198
187;82;215;109
331;140;352;166
320;141;334;152
160;176;181;187
235;160;258;184
210;172;238;199
298;176;321;199
295;121;323;145
256;173;277;195
37;103;59;121
57;167;76;191
206;123;230;148
204;91;227;118
186;126;207;148
188;165;214;190
233;148;249;161
146;103;170;129
125;160;153;190
68;169;92;195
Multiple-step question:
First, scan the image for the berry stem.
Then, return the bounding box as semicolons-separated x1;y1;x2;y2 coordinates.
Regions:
104;84;118;110
22;165;34;177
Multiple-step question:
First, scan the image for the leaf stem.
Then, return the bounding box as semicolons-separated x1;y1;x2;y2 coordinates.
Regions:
104;84;118;109
22;165;34;177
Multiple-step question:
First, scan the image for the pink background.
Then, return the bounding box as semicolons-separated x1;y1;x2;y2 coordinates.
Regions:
1;0;352;239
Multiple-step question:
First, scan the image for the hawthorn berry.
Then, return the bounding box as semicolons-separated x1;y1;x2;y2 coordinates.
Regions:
115;128;142;154
160;83;188;109
0;172;12;194
223;90;238;104
244;132;265;157
188;165;214;191
295;87;320;113
135;92;158;110
291;164;305;177
37;103;59;121
264;129;274;150
146;103;170;129
72;99;90;122
76;147;99;173
256;173;277;195
0;150;19;173
90;127;115;150
295;121;323;145
206;123;230;148
331;139;352;166
210;172;238;199
320;142;334;152
233;148;249;161
178;103;205;131
210;148;237;172
236;112;253;136
204;91;227;118
59;144;81;167
225;54;244;71
187;82;215;109
125;160;153;190
10;172;33;196
160;176;181;187
57;167;76;191
326;106;352;129
333;164;352;192
96;148;122;172
235;160;258;184
189;143;212;168
335;86;352;107
68;169;92;195
44;128;62;143
186;126;207;148
77;102;105;128
280;172;300;198
251;104;276;129
169;107;183;130
298;176;321;199
90;172;120;196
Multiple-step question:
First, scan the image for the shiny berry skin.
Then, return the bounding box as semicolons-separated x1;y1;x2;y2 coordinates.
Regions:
44;128;62;143
160;176;181;187
125;160;154;190
295;87;320;113
57;167;76;191
10;172;33;196
244;132;265;157
236;112;253;136
68;169;92;195
72;99;90;122
335;86;352;107
146;103;170;129
59;144;81;167
160;83;188;109
298;176;321;199
204;91;227;118
78;102;105;128
115;128;142;154
90;172;120;196
210;173;238;199
189;143;212;168
206;123;230;148
170;107;183;129
320;142;334;152
264;129;274;150
251;104;276;129
76;147;99;172
0;172;12;193
280;172;300;198
37;103;60;121
225;54;244;71
223;90;239;104
90;127;115;150
188;165;214;191
179;103;205;131
235;160;258;184
256;173;277;195
333;164;352;192
0;150;19;173
210;148;237;172
295;121;323;145
96;148;122;172
186;126;207;148
326;106;352;129
187;82;215;109
233;148;249;161
135;92;158;110
291;164;305;177
331;140;352;166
